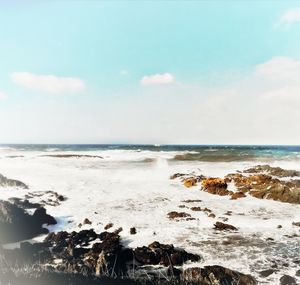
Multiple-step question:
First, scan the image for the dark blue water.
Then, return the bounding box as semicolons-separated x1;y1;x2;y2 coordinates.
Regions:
1;144;300;162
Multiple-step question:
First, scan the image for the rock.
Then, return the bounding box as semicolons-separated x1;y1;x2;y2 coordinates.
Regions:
8;198;42;209
170;173;186;180
214;222;237;231
32;207;57;226
183;178;198;188
244;165;300;178
104;223;113;230
130;227;136;235
167;211;191;220
259;269;276;277
0;174;28;189
83;218;92;225
208;213;216;218
202;178;231;196
292;222;300;227
296;270;300;277
231;192;246;200
191;207;202;211
181;199;202;203
280;275;297;285
0;200;56;243
183;265;256;285
277;225;282;228
225;171;300;204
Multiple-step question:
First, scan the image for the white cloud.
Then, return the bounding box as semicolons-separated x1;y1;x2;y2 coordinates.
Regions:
255;56;300;81
0;91;7;100
140;73;175;86
11;72;85;94
278;8;300;26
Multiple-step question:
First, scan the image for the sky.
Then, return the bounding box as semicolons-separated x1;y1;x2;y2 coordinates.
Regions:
0;1;300;144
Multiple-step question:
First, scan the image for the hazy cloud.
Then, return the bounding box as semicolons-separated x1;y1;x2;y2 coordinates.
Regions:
140;73;175;86
277;8;300;27
11;72;85;94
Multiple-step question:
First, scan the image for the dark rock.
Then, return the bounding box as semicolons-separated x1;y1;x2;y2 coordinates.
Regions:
0;200;56;243
8;198;42;209
214;221;237;231
259;269;276;277
183;265;257;285
130;227;136;235
83;218;92;225
280;275;297;285
167;211;191;220
0;173;28;189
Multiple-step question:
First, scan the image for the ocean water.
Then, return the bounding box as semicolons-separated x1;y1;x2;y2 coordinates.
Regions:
0;144;299;284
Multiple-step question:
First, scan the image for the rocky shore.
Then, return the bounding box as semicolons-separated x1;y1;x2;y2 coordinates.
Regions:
0;164;299;284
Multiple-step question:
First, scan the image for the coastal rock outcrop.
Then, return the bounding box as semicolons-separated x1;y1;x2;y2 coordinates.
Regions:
0;173;28;189
0;200;56;243
183;265;257;285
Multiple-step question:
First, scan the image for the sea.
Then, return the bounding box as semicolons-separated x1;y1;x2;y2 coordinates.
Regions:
0;144;299;284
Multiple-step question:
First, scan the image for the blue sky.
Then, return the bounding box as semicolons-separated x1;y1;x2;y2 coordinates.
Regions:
1;1;300;144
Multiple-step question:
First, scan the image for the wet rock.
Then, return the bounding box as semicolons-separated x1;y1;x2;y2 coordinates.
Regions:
104;223;113;230
83;218;92;225
0;173;28;189
259;269;276;277
170;173;186;180
277;225;282;229
214;221;237;231
167;211;191;220
183;265;256;285
244;165;300;178
225;172;300;204
202;178;231;196
292;222;300;227
0;200;56;243
8;198;42;209
231;192;246;200
25;191;66;207
191;206;202;211
280;275;297;285
296;270;300;277
208;213;216;218
183;178;198;188
182;199;202;203
130;227;136;235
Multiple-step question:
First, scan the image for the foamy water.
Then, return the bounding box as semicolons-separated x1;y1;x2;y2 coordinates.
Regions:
0;145;299;284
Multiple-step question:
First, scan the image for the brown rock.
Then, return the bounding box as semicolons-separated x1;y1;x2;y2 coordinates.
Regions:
191;207;202;211
104;223;113;230
130;227;136;235
214;221;237;231
83;218;92;225
167;211;191;220
231;191;246;200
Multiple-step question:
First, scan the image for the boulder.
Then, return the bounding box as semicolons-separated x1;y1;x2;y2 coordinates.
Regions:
0;200;56;243
280;275;297;285
183;265;257;285
167;211;191;220
214;222;237;231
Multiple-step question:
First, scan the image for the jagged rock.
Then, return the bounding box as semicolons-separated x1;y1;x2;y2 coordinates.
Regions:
0;174;28;189
225;172;300;204
8;198;42;209
214;222;237;231
202;178;231;196
244;165;300;178
183;266;257;285
0;200;56;243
